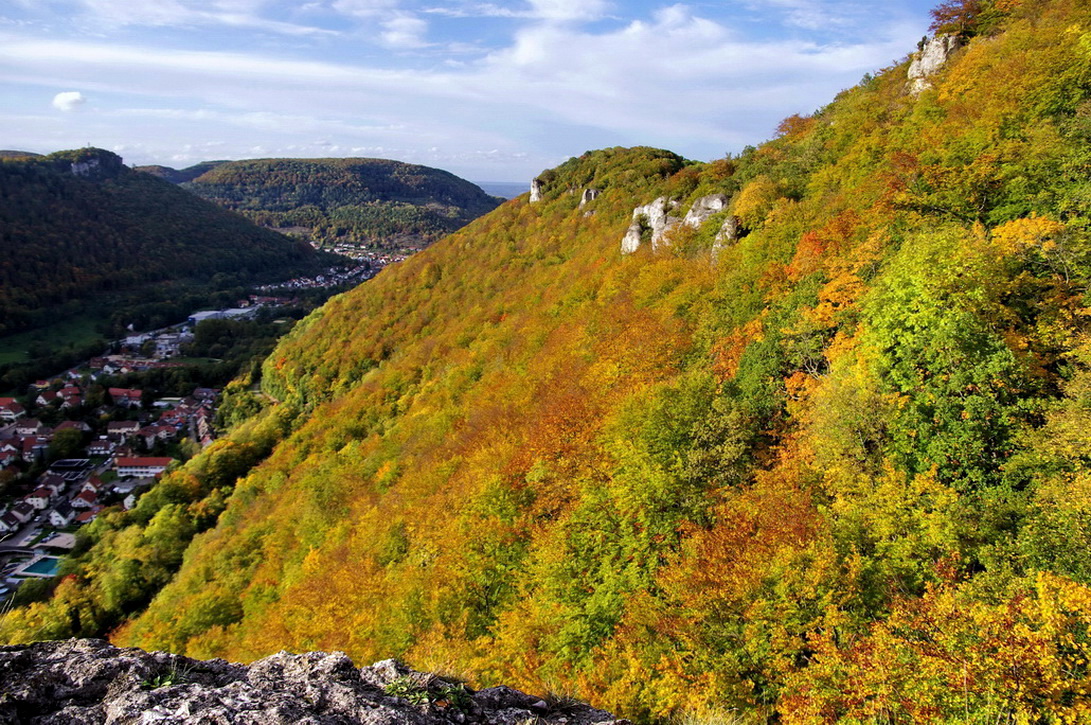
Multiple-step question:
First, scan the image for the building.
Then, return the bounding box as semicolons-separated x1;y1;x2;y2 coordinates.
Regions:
49;501;75;527
0;401;26;422
106;421;141;440
115;456;173;478
108;388;143;409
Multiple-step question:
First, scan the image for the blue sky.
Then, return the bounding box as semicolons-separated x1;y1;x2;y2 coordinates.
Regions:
0;0;937;181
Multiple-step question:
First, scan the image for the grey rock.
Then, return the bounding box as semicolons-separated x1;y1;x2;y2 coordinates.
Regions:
620;197;681;254
0;639;628;725
579;189;600;207
530;178;544;203
713;215;741;256
682;194;729;229
908;34;962;94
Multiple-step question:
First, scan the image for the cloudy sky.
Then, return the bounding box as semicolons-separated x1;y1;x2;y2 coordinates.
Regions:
1;0;936;181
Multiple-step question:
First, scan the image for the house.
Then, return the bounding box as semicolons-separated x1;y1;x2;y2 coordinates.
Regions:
40;474;67;496
108;388;143;409
115;456;173;478
71;490;98;509
21;437;49;463
49;501;75;527
10;501;35;523
138;424;176;449
80;477;104;496
0;450;19;468
55;420;91;434
14;419;45;437
106;420;141;440
0;401;25;422
0;512;21;533
35;390;60;407
87;439;115;457
193;388;219;402
75;507;102;525
25;488;54;510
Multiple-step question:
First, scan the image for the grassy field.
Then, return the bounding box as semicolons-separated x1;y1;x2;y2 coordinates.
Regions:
0;316;106;366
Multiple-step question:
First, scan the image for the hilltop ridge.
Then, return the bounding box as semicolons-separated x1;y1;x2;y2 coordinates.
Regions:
139;157;503;254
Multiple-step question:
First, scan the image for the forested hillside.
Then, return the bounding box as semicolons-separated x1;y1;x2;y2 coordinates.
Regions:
149;157;502;252
0;148;323;338
7;0;1091;721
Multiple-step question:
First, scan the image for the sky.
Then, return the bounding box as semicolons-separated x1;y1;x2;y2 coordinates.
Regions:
0;0;937;182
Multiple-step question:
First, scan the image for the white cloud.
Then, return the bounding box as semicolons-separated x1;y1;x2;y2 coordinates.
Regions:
381;14;429;48
331;0;400;18
527;0;611;22
0;1;929;178
59;0;334;36
52;90;86;111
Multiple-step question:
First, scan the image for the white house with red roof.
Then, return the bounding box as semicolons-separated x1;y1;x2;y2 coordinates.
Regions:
71;490;98;509
75;507;102;525
115;456;173;478
0;400;25;422
25;487;54;510
108;388;143;408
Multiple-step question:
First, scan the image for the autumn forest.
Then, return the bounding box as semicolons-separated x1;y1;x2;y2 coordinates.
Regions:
5;0;1091;721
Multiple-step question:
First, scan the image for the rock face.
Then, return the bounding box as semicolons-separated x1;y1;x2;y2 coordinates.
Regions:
579;188;600;207
681;194;728;229
621;197;681;253
908;34;962;94
530;178;544;203
0;639;627;725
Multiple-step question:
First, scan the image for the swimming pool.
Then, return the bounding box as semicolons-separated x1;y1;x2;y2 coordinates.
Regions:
20;557;60;577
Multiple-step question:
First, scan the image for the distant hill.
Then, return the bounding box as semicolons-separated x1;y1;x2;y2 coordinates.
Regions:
0;150;42;160
133;161;227;184
142;157;503;252
0;148;326;340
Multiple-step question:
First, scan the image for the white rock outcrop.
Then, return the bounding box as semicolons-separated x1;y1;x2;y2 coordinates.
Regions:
682;194;729;229
71;158;101;177
530;178;544;203
621;197;681;254
579;188;600;207
908;34;962;94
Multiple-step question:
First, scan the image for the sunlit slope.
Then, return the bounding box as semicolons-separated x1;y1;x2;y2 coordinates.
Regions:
41;0;1091;719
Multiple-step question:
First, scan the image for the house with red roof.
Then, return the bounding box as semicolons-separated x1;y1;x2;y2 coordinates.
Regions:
115;456;173;478
71;490;98;509
75;507;102;525
108;388;143;409
25;487;54;510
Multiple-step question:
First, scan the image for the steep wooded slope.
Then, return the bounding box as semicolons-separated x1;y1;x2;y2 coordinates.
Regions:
0;148;321;337
164;157;502;252
7;1;1091;721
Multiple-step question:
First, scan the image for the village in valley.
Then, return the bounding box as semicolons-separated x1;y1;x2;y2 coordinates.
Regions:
0;259;395;607
0;340;224;607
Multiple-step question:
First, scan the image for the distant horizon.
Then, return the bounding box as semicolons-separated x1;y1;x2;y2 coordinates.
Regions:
1;1;938;181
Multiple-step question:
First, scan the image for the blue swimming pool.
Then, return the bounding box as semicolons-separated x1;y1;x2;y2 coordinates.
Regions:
21;557;59;576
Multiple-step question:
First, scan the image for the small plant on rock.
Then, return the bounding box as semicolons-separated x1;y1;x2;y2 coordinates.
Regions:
383;675;431;706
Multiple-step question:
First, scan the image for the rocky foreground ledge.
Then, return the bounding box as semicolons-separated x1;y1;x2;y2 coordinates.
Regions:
0;639;627;724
